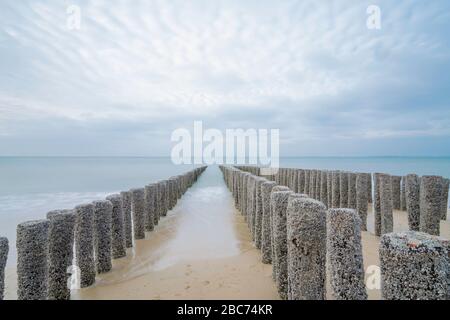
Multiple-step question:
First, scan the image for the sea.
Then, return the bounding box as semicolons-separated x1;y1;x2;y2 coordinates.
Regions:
1;156;449;265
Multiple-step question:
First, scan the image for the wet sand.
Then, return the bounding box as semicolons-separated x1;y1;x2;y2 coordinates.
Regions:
3;167;449;300
73;166;279;300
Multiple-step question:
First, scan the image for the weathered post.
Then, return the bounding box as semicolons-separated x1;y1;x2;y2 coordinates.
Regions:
270;186;291;281
441;178;449;220
0;237;9;300
254;177;268;249
166;178;175;211
327;209;367;300
400;177;407;211
380;174;394;235
339;171;349;208
298;169;305;194
153;182;162;223
261;181;277;264
93;200;113;273
347;172;357;209
287;198;326;300
315;170;321;200
367;173;373;203
241;173;250;217
304;170;311;196
320;171;328;207
131;188;146;240
380;231;448;300
331;171;340;208
391;176;401;210
271;188;293;299
356;173;369;231
291;169;299;193
165;179;171;216
309;170;317;199
105;195;126;260
405;174;421;231
247;176;256;234
120;191;133;248
242;174;249;220
17;220;50;300
420;176;443;236
144;185;155;231
327;171;332;209
373;173;382;236
74;204;96;288
46;210;76;300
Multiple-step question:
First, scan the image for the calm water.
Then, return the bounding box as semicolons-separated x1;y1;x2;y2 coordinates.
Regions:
0;156;449;265
0;157;195;265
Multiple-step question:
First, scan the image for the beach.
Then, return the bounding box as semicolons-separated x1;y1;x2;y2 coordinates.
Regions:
3;165;448;300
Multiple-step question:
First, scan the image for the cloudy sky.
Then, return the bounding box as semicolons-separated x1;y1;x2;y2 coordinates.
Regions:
0;0;449;156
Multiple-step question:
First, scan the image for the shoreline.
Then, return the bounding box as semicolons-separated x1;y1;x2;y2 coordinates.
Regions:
2;167;449;300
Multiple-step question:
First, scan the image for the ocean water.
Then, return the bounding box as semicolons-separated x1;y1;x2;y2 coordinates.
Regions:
0;156;449;265
0;157;195;265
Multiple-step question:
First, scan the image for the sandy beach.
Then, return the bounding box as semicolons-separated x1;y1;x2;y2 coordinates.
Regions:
3;167;449;300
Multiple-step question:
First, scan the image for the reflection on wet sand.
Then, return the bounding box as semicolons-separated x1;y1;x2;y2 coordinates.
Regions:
72;166;279;300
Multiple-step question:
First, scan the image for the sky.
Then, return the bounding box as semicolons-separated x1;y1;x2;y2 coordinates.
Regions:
0;0;449;157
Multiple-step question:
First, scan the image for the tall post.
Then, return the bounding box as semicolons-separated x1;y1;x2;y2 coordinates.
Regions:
298;169;305;194
107;194;126;259
400;176;407;211
380;174;394;235
331;171;340;208
17;220;50;300
47;210;76;300
287;198;326;300
120;191;133;248
327;209;367;300
326;171;332;209
441;178;449;220
373;173;382;236
320;171;327;206
420;176;443;236
261;181;277;264
304;170;311;196
74;204;96;288
356;173;369;231
131;188;146;240
93;200;113;273
309;170;317;199
367;173;373;203
291;169;299;193
339;171;349;208
270;186;290;282
144;185;155;231
254;178;268;249
162;180;170;217
347;172;357;209
315;170;321;200
247;176;256;234
391;176;402;210
271;188;292;299
0;237;9;300
405;174;421;231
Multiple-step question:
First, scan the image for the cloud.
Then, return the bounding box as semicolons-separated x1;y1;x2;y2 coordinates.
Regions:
0;0;449;156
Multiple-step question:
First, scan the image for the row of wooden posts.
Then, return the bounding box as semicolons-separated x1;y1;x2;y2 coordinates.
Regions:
242;167;449;236
0;166;206;300
220;165;449;300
